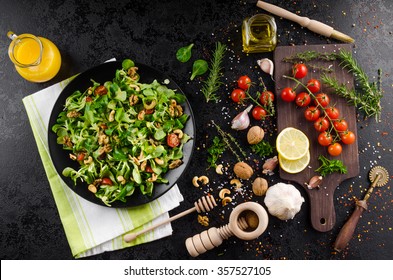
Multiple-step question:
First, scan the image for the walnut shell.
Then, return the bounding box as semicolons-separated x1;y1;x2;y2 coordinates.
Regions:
252;177;268;196
247;126;265;145
233;162;254;180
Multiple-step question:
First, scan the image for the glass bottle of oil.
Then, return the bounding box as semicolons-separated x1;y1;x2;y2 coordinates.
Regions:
242;14;277;53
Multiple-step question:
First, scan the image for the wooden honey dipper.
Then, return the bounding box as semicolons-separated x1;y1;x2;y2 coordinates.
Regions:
185;202;269;257
124;195;217;243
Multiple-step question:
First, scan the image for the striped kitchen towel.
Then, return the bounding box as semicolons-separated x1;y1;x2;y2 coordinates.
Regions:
22;64;184;258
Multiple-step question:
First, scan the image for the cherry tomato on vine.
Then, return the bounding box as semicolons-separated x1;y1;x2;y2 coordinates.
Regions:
314;117;330;132
318;131;333;146
293;63;308;79
259;91;274;105
314;93;330;108
102;178;113;186
167;133;180;147
231;88;246;103
295;92;311;107
328;142;343;156
281;87;296;102
237;75;251;90
306;79;321;93
252;106;267;120
333;119;348;132
304;106;321;122
340;130;356;144
325;106;340;120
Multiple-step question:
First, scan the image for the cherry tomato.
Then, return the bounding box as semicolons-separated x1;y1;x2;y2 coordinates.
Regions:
101;178;113;186
252;106;267;120
295;92;311;107
318;132;333;146
231;88;246;103
325;106;340;120
281;87;296;102
167;133;180;148
293;63;308;79
307;79;321;93
340;130;356;145
259;91;274;105
314;93;330;108
76;152;85;161
145;165;154;173
237;75;252;90
314;117;330;132
304;106;321;122
333;119;348;132
328;143;343;157
86;96;93;102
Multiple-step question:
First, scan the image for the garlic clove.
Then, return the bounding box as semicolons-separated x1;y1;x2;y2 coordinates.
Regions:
257;58;274;78
231;104;253;130
305;175;323;189
262;156;278;175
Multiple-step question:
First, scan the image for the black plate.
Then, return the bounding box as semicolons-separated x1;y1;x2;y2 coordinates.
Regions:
48;61;195;208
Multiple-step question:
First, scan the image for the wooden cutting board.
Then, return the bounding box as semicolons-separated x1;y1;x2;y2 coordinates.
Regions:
273;44;359;232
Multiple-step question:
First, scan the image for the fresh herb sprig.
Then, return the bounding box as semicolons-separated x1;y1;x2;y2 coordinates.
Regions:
284;49;383;121
207;136;226;168
321;72;382;121
315;155;347;177
250;141;274;157
200;42;227;103
211;120;246;162
322;50;383;121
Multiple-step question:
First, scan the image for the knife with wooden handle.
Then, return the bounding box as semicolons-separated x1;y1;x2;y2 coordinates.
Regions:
256;0;354;43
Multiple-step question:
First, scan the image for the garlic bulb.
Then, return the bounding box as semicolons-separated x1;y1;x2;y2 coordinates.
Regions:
257;58;274;79
264;182;304;220
231;104;253;130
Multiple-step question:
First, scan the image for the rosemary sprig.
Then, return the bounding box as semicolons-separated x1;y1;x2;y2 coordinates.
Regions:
211;120;246;162
283;50;337;63
321;73;381;120
283;49;383;121
200;42;227;103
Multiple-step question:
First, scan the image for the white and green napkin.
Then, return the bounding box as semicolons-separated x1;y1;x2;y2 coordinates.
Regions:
22;64;184;258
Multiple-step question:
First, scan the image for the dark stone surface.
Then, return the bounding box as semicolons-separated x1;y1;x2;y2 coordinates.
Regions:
0;0;392;260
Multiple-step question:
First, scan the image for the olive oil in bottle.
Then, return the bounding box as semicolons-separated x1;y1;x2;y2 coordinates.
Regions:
242;14;277;53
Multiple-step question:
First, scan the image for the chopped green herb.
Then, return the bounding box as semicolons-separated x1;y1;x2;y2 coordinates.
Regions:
250;141;274;157
207;136;226;168
315;155;347;177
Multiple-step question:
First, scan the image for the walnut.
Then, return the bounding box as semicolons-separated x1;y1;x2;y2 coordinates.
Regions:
252;177;268;196
94;85;108;96
247;126;265;144
66;111;81;118
233;161;253;180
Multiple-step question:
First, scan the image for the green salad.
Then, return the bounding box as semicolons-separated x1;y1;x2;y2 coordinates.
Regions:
52;59;190;206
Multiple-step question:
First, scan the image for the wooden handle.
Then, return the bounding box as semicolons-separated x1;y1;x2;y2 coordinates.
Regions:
308;188;336;232
124;207;196;242
256;1;333;37
334;200;367;252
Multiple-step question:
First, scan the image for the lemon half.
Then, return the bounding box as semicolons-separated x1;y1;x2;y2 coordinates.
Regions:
276;127;310;160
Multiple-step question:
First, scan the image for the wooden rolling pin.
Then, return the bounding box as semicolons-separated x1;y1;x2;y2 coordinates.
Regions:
256;1;354;43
